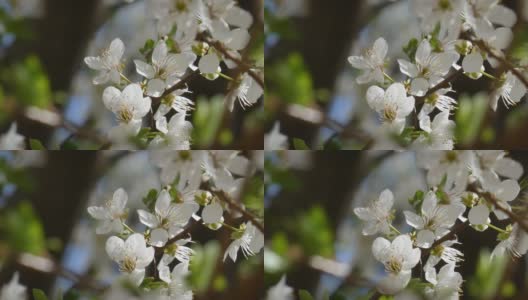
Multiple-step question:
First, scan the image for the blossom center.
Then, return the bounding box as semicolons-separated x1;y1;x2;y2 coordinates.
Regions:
119;256;137;273
383;106;397;122
118;108;133;123
385;257;402;274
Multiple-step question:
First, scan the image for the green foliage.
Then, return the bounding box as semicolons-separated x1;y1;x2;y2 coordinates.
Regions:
294;206;334;257
293;138;310;150
192;95;225;147
455;93;488;145
323;135;343;150
242;176;264;217
467;250;507;299
142;189;158;211
403;38;419;62
0;158;34;192
1;201;46;254
408;190;425;211
264;158;301;191
2;55;52;108
299;290;314;300
32;289;48;300
29;138;46;150
267;53;314;105
139;39;155;58
139;277;168;291
189;240;221;292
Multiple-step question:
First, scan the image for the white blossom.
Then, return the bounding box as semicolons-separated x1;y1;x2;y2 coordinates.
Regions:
354;189;395;236
425;263;462;300
348;37;388;84
224;222;264;262
105;233;154;286
87;188;128;234
372;235;421;294
0;123;25;150
0;272;26;300
265;122;288;150
366;83;415;134
84;38;124;85
266;276;294;300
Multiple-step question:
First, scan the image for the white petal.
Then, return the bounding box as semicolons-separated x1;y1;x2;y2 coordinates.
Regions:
462;53;484;73
421;191;438;217
226;28;251;50
108;38;125;60
199;53;220;74
354;207;374;221
202;202;224;224
377;189;394;211
372;237;391;262
225;6;253;28
495;179;519;202
494;158;523;180
150;228;169;247
488;5;517;27
152;41;168;66
105;236;125;261
348;56;369;69
87;206;109;220
410;78;429;97
491;27;513;50
102;86;122;113
468;204;489;225
112;188;128;212
146;79;166;97
415;40;431;66
416;230;435;248
128;269;145;286
392;235;412;254
398;59;419;78
404;211;425;229
84;57;104;70
373;37;388;60
134;60;156;79
125;233;146;255
377;271;411;295
155;190;172;215
138;209;159;228
366;85;386;112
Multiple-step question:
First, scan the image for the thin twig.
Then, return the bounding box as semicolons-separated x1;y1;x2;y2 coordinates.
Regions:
212;190;264;233
472;39;528;88
201;36;264;89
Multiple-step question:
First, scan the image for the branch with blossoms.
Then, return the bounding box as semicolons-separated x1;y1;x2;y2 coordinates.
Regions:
83;151;263;297
344;150;528;298
265;0;528;150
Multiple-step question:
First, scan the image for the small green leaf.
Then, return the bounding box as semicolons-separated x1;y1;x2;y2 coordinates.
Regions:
29;139;46;150
403;38;419;62
142;189;158;211
293;138;310;150
32;289;48;300
299;290;314;300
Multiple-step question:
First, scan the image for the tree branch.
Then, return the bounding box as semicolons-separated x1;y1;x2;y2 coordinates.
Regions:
212;190;264;233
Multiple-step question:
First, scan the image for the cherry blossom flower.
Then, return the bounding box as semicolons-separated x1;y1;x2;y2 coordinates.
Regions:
398;39;459;97
354;189;395;236
105;233;154;286
224;222;264;262
103;84;151;134
225;71;263;111
366;83;415;134
348;37;388;84
84;38;124;85
490;71;527;110
415;111;456;150
492;224;528;258
372;235;421;294
404;191;465;248
137;190;198;247
424;263;463;300
87;188;128;234
134;40;196;97
150;112;193;150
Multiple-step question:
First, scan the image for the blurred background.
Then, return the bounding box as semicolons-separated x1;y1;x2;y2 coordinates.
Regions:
264;151;528;299
0;0;264;149
264;0;528;149
0;150;263;299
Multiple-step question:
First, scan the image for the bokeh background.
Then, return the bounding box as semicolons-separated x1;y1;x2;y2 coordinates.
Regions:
0;0;264;149
0;150;264;300
264;151;528;299
264;0;528;149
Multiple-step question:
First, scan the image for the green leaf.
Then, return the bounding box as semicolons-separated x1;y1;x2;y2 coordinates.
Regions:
403;38;419;62
192;96;225;147
408;190;425;211
4;201;47;254
29;139;46;150
299;290;314;300
293;138;310;150
32;289;48;300
455;93;488;145
142;189;158;211
267;53;314;105
190;240;221;292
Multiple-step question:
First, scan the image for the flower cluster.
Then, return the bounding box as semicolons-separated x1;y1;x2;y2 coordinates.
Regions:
87;151;264;295
347;0;527;149
84;0;263;149
354;150;528;297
